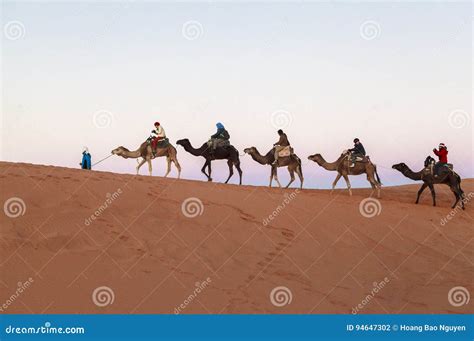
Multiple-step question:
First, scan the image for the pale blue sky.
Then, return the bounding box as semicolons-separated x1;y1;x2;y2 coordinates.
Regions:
1;1;472;188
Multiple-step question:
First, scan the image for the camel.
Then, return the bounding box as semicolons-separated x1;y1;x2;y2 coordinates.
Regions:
307;152;381;197
176;139;242;184
111;140;181;177
243;147;303;189
392;161;465;209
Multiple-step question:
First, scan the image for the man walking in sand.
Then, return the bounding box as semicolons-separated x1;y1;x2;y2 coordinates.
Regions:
80;147;92;170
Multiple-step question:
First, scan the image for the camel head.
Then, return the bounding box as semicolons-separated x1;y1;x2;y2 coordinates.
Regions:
307;153;324;165
176;139;190;147
111;146;129;158
392;163;408;172
243;147;257;155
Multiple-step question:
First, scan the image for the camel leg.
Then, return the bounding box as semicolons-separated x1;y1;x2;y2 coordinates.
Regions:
235;162;243;185
448;183;462;209
342;174;352;196
201;160;211;181
207;161;213;182
367;174;380;198
136;158;146;175
147;157;152;176
173;158;182;179
428;183;436;206
296;166;304;189
451;178;465;210
450;187;460;209
274;168;282;188
269;167;274;187
331;173;342;194
164;157;171;178
225;160;234;184
415;183;427;204
286;168;295;188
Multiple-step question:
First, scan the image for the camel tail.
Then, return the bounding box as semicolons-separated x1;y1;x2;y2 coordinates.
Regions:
375;165;382;185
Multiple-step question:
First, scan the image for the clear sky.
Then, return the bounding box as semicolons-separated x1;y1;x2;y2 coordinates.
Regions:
1;1;472;188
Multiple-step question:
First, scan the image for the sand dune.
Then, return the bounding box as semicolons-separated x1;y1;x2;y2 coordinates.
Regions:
0;162;472;314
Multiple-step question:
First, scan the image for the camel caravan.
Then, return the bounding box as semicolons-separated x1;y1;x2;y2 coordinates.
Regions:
108;122;466;209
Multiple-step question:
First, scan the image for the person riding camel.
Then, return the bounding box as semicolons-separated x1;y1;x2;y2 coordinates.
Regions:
348;138;366;167
151;122;166;157
433;143;448;177
208;122;230;152
273;129;291;165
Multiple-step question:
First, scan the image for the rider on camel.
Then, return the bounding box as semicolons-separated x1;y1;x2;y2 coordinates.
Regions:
151;122;166;157
433;143;448;176
273;129;290;165
208;122;230;152
349;138;366;167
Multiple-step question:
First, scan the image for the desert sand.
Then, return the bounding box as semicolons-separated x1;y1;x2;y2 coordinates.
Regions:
0;161;472;314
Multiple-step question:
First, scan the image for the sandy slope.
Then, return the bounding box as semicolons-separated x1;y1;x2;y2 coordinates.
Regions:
0;162;473;314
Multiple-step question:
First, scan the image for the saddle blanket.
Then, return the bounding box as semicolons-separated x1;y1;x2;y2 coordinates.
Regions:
156;138;170;149
278;146;292;157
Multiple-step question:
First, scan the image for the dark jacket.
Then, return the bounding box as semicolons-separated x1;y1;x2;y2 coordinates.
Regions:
211;128;230;140
350;143;366;156
274;133;290;147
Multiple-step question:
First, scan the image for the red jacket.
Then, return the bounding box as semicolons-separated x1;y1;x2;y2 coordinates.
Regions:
433;148;448;163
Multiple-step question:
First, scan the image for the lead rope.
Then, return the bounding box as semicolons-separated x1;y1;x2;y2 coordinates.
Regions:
91;154;114;167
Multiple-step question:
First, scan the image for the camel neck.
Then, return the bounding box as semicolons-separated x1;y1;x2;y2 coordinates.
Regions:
123;149;141;158
183;142;207;156
401;167;423;180
250;150;271;165
317;155;340;171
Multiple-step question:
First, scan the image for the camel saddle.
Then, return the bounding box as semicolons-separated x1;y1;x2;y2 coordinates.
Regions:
146;137;170;149
208;139;230;148
424;156;453;177
156;138;170;149
278;146;293;157
345;151;370;163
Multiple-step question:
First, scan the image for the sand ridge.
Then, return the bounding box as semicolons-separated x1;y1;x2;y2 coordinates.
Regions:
0;162;473;314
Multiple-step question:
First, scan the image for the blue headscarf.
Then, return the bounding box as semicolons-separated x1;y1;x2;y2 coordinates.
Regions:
216;122;224;129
